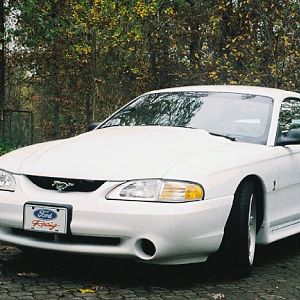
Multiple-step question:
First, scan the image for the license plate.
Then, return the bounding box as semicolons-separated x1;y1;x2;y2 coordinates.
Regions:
24;204;68;234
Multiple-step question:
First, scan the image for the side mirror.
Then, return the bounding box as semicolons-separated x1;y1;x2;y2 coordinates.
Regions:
87;122;101;132
277;136;300;146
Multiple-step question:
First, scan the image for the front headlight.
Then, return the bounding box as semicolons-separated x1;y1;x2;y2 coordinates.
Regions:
0;169;16;192
106;179;204;203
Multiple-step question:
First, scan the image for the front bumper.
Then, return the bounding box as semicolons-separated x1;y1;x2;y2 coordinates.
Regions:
0;175;233;265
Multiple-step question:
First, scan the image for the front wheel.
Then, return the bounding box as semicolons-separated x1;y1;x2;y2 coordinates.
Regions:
217;180;257;277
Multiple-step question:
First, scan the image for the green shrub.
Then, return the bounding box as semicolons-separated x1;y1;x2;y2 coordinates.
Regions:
0;142;16;156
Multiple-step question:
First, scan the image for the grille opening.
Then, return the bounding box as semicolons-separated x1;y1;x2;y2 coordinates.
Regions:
27;175;105;192
11;228;121;246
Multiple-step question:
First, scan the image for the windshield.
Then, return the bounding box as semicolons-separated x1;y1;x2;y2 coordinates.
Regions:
101;91;274;144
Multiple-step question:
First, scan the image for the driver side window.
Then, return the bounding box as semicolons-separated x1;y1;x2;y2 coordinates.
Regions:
278;98;300;135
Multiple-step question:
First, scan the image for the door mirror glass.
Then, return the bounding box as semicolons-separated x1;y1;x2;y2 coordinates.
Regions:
87;122;101;132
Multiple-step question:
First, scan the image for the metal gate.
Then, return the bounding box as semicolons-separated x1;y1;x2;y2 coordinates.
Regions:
2;110;33;147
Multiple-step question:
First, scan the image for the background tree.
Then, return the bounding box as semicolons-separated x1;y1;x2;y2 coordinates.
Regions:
3;0;300;144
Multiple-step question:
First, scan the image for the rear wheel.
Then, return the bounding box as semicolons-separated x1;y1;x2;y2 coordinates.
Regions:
218;180;257;277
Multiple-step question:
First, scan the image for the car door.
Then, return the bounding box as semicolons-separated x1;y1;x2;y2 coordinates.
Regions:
269;98;300;232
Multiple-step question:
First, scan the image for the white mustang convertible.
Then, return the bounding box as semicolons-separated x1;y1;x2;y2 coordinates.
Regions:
0;85;300;276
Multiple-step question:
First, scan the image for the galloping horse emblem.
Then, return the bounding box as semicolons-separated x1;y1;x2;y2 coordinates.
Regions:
52;180;74;192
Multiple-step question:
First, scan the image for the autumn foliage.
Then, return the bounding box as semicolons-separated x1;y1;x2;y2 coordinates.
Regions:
4;0;300;142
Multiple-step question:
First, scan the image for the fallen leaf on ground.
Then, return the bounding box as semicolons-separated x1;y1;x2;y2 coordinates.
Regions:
78;288;96;294
90;285;103;291
212;293;225;299
17;272;39;278
0;246;17;252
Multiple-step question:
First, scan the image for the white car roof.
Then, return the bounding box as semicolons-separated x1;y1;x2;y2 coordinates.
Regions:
147;85;300;101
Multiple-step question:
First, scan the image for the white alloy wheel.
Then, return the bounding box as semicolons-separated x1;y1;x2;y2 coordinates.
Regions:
248;195;256;265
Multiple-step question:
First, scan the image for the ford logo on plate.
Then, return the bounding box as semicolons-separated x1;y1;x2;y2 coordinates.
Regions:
33;209;57;220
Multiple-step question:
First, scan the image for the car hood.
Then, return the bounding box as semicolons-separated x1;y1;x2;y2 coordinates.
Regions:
0;126;267;180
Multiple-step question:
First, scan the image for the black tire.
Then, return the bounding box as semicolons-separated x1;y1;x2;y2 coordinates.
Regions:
217;180;257;277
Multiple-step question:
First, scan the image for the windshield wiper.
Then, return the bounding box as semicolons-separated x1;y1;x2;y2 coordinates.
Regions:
100;124;122;129
208;132;236;141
